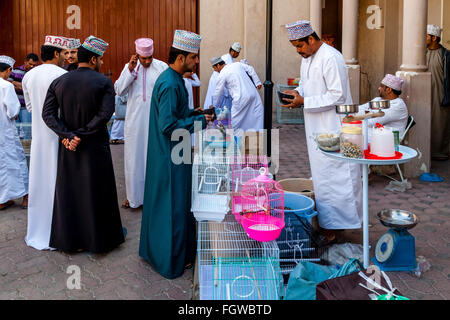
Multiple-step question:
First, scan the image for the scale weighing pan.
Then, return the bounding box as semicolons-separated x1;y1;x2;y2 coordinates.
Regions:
377;209;418;230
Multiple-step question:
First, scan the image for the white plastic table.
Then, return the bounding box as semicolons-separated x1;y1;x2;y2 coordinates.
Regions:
320;145;418;268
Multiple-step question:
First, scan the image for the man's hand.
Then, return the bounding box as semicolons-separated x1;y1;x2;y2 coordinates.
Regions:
281;90;304;109
204;114;214;124
256;84;262;90
128;54;138;72
12;81;22;91
68;136;81;151
62;136;81;151
194;107;204;113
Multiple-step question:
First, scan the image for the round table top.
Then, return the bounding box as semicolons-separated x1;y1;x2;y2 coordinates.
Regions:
320;145;418;165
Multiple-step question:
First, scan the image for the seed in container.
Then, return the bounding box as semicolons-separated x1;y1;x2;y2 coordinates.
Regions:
340;142;363;159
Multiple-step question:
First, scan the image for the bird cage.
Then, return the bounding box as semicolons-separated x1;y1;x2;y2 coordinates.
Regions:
191;154;230;222
198;127;241;161
15;122;31;166
231;155;268;222
240;168;285;242
276;193;328;276
277;217;328;276
197;213;282;300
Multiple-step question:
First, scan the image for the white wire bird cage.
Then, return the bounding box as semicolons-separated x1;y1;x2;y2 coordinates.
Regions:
191;154;231;222
231;155;269;223
197;213;283;300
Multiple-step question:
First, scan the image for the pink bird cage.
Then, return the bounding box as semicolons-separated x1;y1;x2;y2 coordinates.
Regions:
240;167;285;242
231;155;269;223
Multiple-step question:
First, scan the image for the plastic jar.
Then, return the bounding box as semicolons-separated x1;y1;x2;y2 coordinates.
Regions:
340;127;364;158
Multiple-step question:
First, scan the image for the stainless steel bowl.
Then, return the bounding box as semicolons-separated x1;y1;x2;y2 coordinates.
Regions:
377;209;419;230
336;104;359;114
369;99;390;110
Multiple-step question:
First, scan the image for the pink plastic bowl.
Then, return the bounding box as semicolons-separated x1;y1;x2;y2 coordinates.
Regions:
241;213;285;242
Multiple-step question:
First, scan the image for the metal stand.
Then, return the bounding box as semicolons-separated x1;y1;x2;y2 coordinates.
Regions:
320;145;418;268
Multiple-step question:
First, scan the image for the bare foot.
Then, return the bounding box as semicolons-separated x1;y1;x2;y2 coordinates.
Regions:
21;194;28;209
0;200;15;211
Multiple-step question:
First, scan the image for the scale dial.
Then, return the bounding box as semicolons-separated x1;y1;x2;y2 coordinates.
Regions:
375;232;395;263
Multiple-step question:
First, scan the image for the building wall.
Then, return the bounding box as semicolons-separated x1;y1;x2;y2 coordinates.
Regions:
0;0;14;57
199;0;446;110
199;0;310;110
428;0;442;26
0;0;198;83
443;0;450;48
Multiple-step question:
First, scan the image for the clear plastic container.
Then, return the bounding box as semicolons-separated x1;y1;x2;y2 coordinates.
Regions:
340;127;364;158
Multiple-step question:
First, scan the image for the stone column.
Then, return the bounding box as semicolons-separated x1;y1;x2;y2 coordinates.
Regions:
342;0;360;104
310;0;322;38
397;0;431;177
400;0;428;72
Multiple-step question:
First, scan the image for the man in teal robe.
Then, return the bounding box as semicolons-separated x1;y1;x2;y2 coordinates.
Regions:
139;30;213;279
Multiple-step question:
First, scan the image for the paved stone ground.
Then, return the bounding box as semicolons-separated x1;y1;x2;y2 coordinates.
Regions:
0;123;448;300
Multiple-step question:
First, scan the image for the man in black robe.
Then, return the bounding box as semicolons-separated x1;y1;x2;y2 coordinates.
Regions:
42;36;125;253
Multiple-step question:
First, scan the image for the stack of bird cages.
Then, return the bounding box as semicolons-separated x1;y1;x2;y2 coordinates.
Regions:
276;83;304;124
231;155;268;222
197;213;283;300
277;213;328;277
191;154;231;223
240;168;285;242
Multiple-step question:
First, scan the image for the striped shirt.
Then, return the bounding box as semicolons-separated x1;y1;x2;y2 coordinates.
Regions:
8;64;27;107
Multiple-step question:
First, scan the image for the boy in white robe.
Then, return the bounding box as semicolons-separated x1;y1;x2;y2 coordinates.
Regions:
0;56;28;210
115;38;168;209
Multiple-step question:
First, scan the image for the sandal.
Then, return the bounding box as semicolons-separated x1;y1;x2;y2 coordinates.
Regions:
420;173;444;183
0;200;15;211
110;140;119;145
121;200;131;209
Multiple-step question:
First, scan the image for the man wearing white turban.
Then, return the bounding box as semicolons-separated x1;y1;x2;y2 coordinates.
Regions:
282;20;362;241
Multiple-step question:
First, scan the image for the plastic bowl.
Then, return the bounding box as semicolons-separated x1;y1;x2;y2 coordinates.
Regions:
241;213;285;242
284;193;317;221
316;133;340;148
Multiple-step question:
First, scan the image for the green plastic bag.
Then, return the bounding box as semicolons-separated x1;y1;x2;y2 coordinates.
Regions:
285;258;363;300
376;294;410;300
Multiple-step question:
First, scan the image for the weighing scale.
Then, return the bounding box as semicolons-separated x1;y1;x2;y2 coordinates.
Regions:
372;209;419;271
